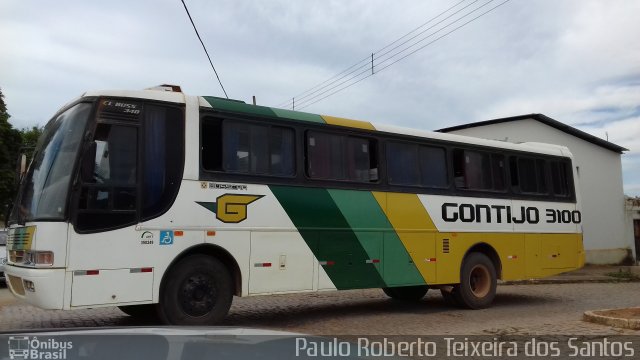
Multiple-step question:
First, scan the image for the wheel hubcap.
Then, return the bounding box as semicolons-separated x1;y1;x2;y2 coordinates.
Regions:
179;274;217;317
469;264;491;298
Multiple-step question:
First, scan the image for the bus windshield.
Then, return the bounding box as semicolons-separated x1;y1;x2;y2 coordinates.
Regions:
9;102;92;224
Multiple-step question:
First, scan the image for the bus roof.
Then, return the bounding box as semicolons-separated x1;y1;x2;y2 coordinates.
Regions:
81;88;572;158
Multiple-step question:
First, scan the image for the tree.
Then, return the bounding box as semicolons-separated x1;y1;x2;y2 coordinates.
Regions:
20;125;43;163
0;87;22;224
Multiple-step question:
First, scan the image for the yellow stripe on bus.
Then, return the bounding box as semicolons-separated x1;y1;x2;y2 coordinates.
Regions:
373;192;584;285
321;115;376;130
372;192;437;283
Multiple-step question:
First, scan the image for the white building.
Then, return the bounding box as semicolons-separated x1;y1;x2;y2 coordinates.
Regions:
626;197;640;263
438;114;632;265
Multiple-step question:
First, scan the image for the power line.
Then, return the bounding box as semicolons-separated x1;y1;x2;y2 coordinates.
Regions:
376;0;511;73
374;0;468;55
294;0;488;110
294;0;495;110
297;72;375;111
373;0;484;66
294;1;491;110
276;55;371;108
278;0;469;109
180;0;229;98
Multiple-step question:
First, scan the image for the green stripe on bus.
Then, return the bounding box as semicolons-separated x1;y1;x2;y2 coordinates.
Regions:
203;96;326;124
203;96;278;118
271;108;326;123
269;186;385;290
328;189;426;286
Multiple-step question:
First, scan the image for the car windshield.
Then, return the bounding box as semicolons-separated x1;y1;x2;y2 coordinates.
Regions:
9;102;92;224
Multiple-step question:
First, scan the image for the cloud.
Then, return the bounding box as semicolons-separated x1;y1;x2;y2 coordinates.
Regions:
1;0;639;194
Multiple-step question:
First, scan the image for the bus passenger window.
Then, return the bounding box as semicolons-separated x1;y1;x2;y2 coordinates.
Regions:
517;157;548;194
224;123;251;173
307;132;346;180
269;128;295;176
306;131;377;182
387;142;420;186
201;119;223;171
387;142;448;188
550;161;571;197
491;154;506;190
348;137;372;182
419;146;448;188
203;120;295;177
453;149;505;191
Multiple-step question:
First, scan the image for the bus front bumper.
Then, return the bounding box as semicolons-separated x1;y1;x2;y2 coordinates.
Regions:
5;265;65;309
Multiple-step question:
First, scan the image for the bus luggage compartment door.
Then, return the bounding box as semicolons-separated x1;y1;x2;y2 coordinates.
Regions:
540;234;580;269
248;232;314;294
71;268;153;307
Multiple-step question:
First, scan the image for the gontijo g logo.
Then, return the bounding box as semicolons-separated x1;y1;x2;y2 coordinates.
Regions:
8;336;72;359
196;194;264;223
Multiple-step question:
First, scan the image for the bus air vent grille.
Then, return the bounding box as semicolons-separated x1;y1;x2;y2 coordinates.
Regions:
442;239;450;253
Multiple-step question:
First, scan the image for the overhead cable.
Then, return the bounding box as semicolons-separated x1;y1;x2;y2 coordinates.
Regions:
294;0;511;111
181;0;229;98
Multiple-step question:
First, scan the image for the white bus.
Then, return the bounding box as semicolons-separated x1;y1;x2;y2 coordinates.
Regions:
5;85;584;325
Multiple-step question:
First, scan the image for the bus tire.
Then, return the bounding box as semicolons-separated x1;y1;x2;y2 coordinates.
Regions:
118;304;158;320
456;252;497;309
382;285;429;301
157;254;233;325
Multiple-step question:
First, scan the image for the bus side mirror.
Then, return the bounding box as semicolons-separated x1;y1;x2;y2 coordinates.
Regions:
19;154;27;178
81;142;97;182
14;154;27;185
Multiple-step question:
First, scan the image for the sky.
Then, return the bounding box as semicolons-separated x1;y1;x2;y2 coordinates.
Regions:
1;0;638;195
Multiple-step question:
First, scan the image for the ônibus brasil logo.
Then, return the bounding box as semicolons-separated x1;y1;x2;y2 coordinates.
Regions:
8;336;72;360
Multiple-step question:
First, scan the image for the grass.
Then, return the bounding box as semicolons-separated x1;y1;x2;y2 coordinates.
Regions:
605;270;640;281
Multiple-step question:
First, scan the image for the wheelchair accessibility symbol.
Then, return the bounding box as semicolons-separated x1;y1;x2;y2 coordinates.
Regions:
159;230;174;245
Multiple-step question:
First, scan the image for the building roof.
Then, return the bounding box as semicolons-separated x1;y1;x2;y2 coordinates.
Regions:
437;113;628;153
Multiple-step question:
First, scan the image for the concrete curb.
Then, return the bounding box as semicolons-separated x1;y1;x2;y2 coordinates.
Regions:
583;309;640;330
502;278;635;285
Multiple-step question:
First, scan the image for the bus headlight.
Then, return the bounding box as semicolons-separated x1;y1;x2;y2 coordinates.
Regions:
23;280;36;292
24;251;54;267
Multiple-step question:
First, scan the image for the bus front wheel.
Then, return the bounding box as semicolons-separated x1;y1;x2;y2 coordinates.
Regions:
382;285;429;301
157;254;233;325
455;252;497;309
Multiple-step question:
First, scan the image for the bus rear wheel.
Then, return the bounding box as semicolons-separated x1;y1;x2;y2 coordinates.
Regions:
455;252;497;309
157;254;233;325
382;285;429;301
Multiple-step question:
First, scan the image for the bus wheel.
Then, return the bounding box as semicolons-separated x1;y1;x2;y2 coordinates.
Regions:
382;285;429;301
157;255;233;325
456;252;497;309
118;304;157;320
